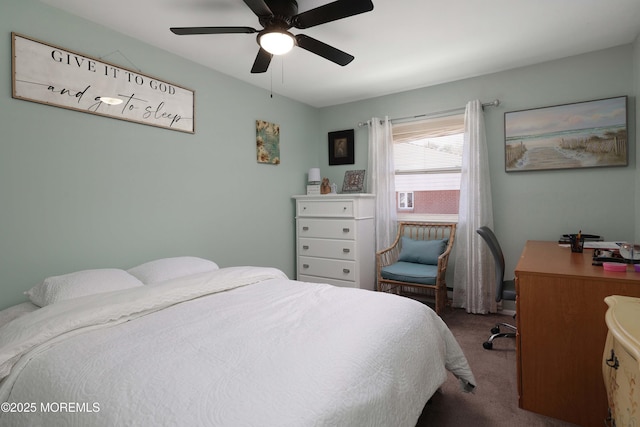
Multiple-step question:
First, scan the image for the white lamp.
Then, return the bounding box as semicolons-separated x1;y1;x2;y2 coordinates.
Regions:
259;30;295;55
308;168;321;184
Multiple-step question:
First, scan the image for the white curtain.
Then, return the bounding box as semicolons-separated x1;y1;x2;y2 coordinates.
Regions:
452;100;496;314
367;117;397;251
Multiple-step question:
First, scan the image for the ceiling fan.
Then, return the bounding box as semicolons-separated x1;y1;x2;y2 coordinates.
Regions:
170;0;374;73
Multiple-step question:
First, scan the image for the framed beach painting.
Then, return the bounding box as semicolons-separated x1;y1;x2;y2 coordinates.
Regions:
504;96;628;172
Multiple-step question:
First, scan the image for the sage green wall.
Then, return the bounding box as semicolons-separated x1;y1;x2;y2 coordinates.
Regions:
0;1;319;309
2;2;638;311
319;44;637;278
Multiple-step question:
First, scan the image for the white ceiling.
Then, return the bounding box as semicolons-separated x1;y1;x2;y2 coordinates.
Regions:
40;0;640;108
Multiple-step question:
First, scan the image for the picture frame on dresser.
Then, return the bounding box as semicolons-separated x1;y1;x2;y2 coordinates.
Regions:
342;170;365;193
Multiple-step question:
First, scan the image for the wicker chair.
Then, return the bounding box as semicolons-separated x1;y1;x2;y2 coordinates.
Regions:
376;222;456;315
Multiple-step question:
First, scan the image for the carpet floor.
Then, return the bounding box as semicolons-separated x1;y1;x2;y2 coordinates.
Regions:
416;308;581;427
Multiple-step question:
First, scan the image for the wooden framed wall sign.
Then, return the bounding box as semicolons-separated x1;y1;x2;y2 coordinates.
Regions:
11;33;195;133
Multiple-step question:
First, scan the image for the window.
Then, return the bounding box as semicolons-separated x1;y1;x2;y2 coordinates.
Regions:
398;191;414;210
392;114;464;222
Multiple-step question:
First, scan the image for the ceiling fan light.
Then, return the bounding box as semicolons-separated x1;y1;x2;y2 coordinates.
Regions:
259;31;295;55
99;96;123;105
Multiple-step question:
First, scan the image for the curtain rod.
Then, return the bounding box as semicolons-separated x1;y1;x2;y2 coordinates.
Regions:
357;99;500;127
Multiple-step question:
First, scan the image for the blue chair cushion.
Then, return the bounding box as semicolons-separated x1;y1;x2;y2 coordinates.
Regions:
397;237;448;265
380;261;438;285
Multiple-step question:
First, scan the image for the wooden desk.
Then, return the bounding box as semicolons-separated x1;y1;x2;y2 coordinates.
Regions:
515;241;640;427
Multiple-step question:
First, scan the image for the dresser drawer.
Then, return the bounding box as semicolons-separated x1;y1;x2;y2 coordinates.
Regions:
298;256;356;281
298;238;355;260
297;200;354;217
297;219;355;239
603;333;640;427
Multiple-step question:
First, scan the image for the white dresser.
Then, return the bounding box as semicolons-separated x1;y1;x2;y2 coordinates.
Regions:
292;194;375;290
603;295;640;427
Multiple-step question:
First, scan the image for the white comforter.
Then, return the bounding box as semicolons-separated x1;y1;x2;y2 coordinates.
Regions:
0;266;475;427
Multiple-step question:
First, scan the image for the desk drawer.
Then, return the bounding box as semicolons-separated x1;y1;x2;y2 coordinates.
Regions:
298;256;355;281
297;200;354;217
297;219;355;240
298;238;355;260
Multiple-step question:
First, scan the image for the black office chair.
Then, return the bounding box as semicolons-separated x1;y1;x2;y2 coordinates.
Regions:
476;226;517;350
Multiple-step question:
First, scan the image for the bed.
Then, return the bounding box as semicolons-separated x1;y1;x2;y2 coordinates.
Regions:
0;257;475;427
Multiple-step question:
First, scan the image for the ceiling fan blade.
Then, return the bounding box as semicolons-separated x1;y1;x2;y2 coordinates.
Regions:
295;34;354;66
242;0;273;18
293;0;374;29
170;26;258;35
251;48;273;73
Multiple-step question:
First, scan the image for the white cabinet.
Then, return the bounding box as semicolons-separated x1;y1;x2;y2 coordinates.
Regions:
293;194;375;290
603;295;640;427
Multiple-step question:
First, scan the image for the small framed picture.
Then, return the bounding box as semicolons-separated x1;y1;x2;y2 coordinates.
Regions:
328;129;355;165
342;170;365;193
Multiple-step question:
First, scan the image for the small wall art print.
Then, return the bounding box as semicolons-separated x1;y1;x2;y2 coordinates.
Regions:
328;129;355;165
12;33;194;133
256;120;280;165
504;96;628;172
342;170;365;193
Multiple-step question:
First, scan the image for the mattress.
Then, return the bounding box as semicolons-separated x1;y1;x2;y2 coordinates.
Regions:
0;266;475;426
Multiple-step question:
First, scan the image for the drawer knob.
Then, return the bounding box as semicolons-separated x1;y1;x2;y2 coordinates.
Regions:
343;248;350;253
302;245;309;250
343;268;350;274
302;264;310;269
605;349;619;370
342;228;350;233
303;226;309;231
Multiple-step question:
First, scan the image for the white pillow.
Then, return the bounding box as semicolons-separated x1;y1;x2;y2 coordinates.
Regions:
127;256;219;284
26;269;144;307
0;302;39;328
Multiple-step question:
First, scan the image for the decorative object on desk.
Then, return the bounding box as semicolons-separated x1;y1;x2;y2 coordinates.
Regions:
12;33;195;133
328;129;355;165
330;183;337;194
570;231;584;253
306;167;321;195
256;120;280;165
559;233;601;244
592;248;640;266
342;170;365;193
320;178;332;194
504;96;628;172
619;243;640;261
603;262;627;272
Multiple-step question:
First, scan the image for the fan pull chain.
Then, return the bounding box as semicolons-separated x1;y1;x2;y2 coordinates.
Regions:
268;58;286;100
